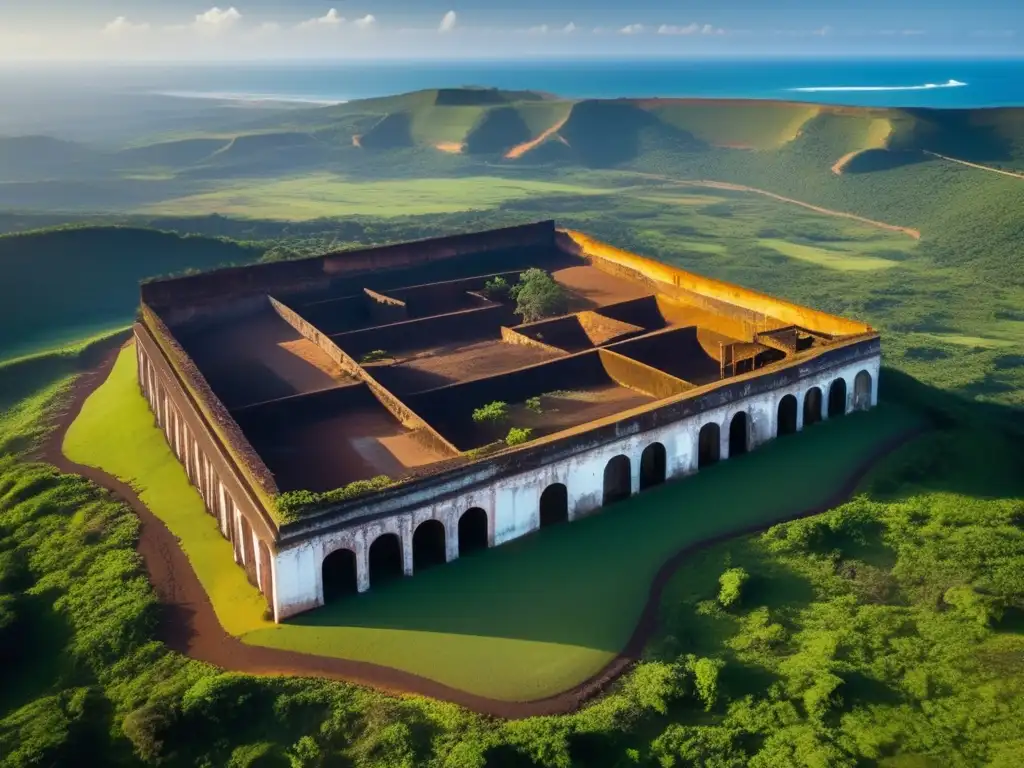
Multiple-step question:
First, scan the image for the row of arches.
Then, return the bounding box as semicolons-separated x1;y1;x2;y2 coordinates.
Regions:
322;507;489;601
776;371;873;436
320;368;876;603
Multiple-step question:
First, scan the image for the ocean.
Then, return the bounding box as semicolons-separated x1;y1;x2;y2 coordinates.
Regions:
119;58;1024;108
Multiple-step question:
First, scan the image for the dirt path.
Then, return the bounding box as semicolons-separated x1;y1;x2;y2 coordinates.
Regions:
41;351;925;718
504;115;571;160
633;172;922;240
923;150;1024;180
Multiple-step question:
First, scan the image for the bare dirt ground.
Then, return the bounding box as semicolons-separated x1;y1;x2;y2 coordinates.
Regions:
371;339;564;394
184;312;356;408
553;266;653;312
504;115;571;160
513;386;655;438
247;404;445;491
44;350;925;718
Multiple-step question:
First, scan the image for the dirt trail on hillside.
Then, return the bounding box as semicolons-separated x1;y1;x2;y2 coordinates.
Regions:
923;150;1024;180
633;172;921;240
504;115;571;160
42;350;924;718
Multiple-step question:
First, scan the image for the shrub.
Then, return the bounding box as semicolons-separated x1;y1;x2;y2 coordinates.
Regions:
525;396;543;413
512;268;569;322
718;567;750;608
360;350;389;364
472;401;509;424
505;427;533;446
276;475;395;520
482;276;511;300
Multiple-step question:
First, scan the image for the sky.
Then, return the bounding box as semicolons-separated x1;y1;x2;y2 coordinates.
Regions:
0;1;1020;61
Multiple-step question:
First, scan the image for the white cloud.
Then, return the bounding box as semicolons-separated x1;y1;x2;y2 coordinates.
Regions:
354;15;377;30
620;23;645;35
102;17;150;36
813;25;832;36
658;23;699;35
298;9;344;29
564;22;577;33
194;7;242;34
702;24;725;35
439;11;457;33
528;24;549;35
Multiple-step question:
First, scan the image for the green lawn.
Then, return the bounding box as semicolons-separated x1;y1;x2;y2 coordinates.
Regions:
758;238;906;272
140;174;613;220
63;342;924;701
62;346;271;636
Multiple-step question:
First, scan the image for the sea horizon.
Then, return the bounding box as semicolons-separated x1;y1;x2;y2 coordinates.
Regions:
4;56;1024;109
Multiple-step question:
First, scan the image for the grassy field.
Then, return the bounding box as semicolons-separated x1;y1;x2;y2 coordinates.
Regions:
140;174;614;220
62;346;271;636
65;343;923;701
757;238;904;272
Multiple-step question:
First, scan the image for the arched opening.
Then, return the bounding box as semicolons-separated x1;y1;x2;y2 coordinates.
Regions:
729;412;749;457
640;443;667;490
322;548;358;602
239;515;258;588
458;508;488;556
698;423;720;468
257;539;274;606
854;370;872;411
603;455;632;505
368;533;403;587
539;483;569;528
412;519;447;571
828;378;848;418
804;387;823;427
777;394;798;436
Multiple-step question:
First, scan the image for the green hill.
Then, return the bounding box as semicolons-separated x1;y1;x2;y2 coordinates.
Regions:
0;136;102;181
0;227;261;359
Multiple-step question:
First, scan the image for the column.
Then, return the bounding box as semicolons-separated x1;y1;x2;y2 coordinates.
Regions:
356;539;370;593
630;458;641;496
401;518;414;577
720;418;731;462
445;514;459;563
795;393;805;432
871;371;880;408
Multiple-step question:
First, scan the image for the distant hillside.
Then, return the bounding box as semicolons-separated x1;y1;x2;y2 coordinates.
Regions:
0;227;261;359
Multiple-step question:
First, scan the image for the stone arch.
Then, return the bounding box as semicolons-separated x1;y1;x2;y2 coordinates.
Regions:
257;539;274;608
603;455;632;505
777;394;798;436
698;423;721;468
368;533;403;587
854;370;872;411
413;519;447;572
828;378;848;418
458;508;488;556
539;483;569;528
322;548;358;602
729;411;749;457
640;442;667;490
804;387;823;427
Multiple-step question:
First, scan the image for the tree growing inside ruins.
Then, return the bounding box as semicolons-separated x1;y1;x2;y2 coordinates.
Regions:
505;427;533;446
472;401;509;424
512;268;569;323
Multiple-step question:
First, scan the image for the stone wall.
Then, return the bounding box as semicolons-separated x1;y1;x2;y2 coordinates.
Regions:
272;352;882;618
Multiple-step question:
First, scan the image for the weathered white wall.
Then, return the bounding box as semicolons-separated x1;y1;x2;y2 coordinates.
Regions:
274;353;881;620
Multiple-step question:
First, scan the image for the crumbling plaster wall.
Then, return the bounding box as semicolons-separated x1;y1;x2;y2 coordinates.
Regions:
271;353;880;620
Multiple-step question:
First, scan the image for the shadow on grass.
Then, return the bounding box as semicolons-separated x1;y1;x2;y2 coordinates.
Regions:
277;402;926;653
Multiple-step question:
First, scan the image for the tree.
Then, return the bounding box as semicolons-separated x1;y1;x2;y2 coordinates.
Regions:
512;269;569;322
718;567;750;608
472;401;509;424
505;427;533;446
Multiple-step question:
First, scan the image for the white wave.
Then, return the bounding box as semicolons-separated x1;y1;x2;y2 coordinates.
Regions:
789;79;966;93
154;90;346;106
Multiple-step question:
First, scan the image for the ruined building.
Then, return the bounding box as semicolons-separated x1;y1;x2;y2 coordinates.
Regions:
134;221;880;621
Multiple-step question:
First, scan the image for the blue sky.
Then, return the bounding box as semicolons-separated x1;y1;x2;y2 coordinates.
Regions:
0;1;1020;60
